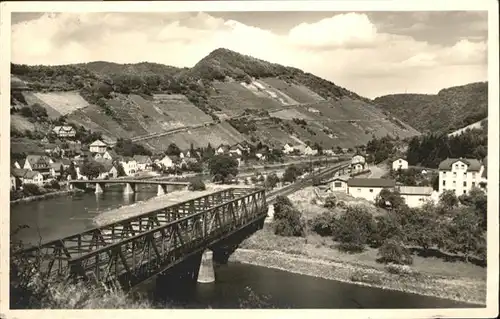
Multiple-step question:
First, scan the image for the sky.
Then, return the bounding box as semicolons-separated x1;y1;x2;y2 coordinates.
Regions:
11;11;488;98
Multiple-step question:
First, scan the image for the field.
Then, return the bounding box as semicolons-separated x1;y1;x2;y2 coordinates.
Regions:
11;114;36;132
209;82;284;117
11;138;45;155
152;94;214;127
146;121;247;150
241;80;299;106
33;91;89;116
260;77;325;104
21;92;62;119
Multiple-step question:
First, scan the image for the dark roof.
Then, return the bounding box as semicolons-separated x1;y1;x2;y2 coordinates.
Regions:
438;158;482;171
347;178;396;188
133;155;152;164
325;176;348;183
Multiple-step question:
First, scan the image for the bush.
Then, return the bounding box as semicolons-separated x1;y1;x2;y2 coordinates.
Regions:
188;178;206;191
22;183;43;196
384;263;418;276
46;180;61;190
377;238;413;265
349;270;383;285
273;196;305;237
310;212;338;237
323;195;337;208
333;205;376;253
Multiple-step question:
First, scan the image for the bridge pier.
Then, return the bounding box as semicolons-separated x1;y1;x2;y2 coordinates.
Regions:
124;182;136;195
157;184;168;196
197;250;215;283
95;182;105;194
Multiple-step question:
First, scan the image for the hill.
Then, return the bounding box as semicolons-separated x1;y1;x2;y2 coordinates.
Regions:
10;48;420;153
373;82;488;134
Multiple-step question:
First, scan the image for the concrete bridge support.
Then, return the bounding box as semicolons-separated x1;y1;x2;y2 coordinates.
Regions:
157;184;168;196
197;250;215;283
124;182;136;195
95;182;105;194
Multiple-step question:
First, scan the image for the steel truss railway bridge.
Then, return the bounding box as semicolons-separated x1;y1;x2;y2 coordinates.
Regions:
16;161;351;292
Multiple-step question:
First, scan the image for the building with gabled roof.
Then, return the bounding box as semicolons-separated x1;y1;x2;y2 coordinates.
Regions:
52;126;76;138
438;158;484;196
89;140;108;154
347;178;396;202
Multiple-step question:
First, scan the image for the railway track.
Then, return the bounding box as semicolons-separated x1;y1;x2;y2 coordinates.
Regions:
265;160;350;204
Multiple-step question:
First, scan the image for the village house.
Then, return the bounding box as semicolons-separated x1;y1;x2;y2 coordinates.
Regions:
396;186;434;208
118;157;138;176
11;168;44;187
229;144;244;157
350;155;367;173
133;155;153;171
158;154;176;169
326;177;348;193
52;126;76;138
324;148;336;156
438;158;485;196
347;178;396;202
11;174;18;191
216;144;229;155
282;143;295;155
89;140;108;154
304;145;319;156
392;158;409;171
101;149;118;161
44;144;63;157
50;162;65;179
95;161;117;179
23;155;53;178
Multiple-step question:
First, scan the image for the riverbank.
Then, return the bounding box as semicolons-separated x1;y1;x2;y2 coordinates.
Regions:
10;188;84;205
234;227;486;306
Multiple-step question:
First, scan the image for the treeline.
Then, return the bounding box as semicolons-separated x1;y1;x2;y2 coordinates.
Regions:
308;188;486;265
407;125;487;168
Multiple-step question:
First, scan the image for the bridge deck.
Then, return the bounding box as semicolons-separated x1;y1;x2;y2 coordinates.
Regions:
69;179;190;185
16;187;266;287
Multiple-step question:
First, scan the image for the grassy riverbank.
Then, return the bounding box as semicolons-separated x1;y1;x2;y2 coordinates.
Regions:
234;225;486;306
10;188;84;205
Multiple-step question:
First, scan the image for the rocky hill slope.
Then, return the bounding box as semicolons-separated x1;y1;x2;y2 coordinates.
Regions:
373;82;488;134
10;48;420;152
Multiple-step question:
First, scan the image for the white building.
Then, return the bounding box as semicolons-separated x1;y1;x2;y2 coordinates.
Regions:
392;158;409;171
89;140;108;154
347;178;396;202
438;158;484;196
350;155;367;173
159;155;176;169
119;158;138;176
133;155;153;171
326;177;348;193
52;126;76;138
283;143;295;154
11;169;44;187
304;145;318;156
397;186;434;208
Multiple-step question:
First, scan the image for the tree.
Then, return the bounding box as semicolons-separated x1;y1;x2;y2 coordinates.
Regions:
273;196;305;237
372;213;403;248
310;212;338;236
446;206;485;262
115;138;152;157
116;164;126;177
438;190;458;213
166;143;181;156
458;187;487;231
265;173;280;189
188;178;206;191
375;189;406;211
208;155;238;183
333;205;376;252
282;165;300;183
80;161;102;180
58;164;65;181
377;238;413;265
68;162;77;180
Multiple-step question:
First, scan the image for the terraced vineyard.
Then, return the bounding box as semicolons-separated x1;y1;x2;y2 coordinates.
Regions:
209;82;284;117
33;91;89;116
260;78;325;104
147;122;247;150
21;92;62;119
152;94;214;127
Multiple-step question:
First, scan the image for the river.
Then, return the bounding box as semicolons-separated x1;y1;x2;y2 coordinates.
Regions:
10;189;478;309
